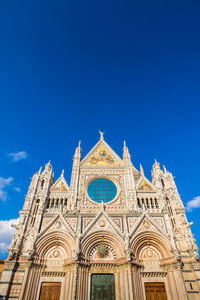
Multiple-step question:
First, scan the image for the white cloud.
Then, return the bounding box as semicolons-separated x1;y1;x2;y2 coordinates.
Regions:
8;151;28;162
14;187;21;192
185;196;200;211
0;218;19;254
0;177;14;201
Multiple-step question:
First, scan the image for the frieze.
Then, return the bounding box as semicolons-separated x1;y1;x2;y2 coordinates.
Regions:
141;271;167;277
41;271;66;277
49;193;68;199
80;169;125;173
89;263;117;273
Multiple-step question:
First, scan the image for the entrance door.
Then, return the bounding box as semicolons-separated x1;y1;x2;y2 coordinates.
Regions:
39;282;61;300
145;282;167;300
90;274;115;300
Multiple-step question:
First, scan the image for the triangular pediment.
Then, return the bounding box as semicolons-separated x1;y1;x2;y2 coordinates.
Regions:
129;214;169;241
50;175;69;192
81;210;124;240
136;177;155;192
37;214;76;241
81;139;123;168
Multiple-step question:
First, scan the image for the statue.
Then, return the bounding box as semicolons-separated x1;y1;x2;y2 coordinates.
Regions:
99;130;105;140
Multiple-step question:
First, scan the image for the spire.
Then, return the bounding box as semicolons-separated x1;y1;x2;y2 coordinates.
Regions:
140;164;144;176
73;140;81;165
38;166;42;175
99;130;105;141
61;169;64;177
45;160;52;171
163;165;167;173
75;141;81;155
123;141;131;165
152;159;162;177
153;159;160;167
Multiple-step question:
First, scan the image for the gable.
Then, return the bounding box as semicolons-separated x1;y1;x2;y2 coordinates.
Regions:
81;140;123;168
137;179;155;192
81;211;124;239
86;146;117;166
51;178;68;192
129;214;169;241
37;215;76;241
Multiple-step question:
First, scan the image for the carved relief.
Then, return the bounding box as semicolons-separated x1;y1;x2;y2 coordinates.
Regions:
4;135;200;300
97;244;109;258
140;246;162;272
111;218;122;231
45;245;66;267
82;217;94;230
127;217;137;232
89;244;116;260
66;218;77;232
151;217;166;232
143;219;150;229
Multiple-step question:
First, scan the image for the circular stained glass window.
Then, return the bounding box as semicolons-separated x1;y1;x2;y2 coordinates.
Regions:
87;178;117;203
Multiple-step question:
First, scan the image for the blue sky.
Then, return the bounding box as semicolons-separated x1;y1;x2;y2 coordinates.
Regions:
0;0;200;257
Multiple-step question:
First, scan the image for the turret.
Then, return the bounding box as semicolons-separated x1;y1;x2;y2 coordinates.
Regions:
8;162;54;260
123;140;132;166
70;141;81;209
152;159;163;178
123;141;136;210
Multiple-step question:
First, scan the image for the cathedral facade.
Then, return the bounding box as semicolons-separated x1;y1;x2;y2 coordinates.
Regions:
0;133;200;300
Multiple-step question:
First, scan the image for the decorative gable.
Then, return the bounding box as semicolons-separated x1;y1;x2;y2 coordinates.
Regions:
86;146;117;166
137;178;155;192
81;139;123;168
37;215;76;241
129;214;169;241
81;210;124;239
51;175;69;193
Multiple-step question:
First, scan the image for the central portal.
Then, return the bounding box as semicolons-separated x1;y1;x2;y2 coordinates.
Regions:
90;274;115;300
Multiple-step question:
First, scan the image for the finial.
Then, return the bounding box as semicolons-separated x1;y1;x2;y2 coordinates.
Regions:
45;160;51;168
78;140;81;148
38;166;42;174
124;140;126;148
99;130;105;140
163;165;167;173
61;169;64;177
154;159;157;164
140;164;144;176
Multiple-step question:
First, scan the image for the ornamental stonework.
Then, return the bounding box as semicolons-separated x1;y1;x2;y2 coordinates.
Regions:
1;133;199;300
97;244;109;258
